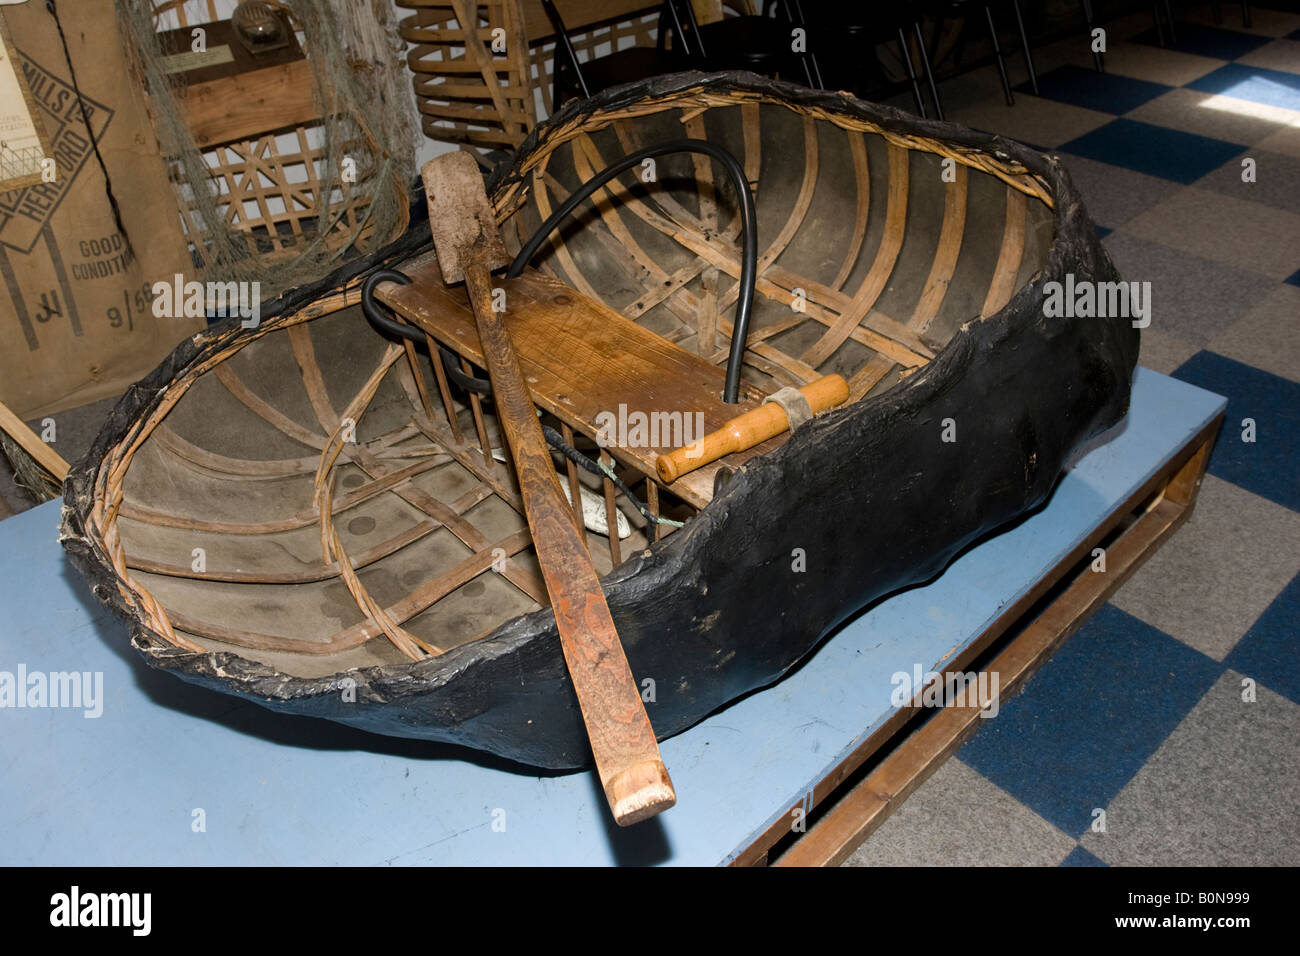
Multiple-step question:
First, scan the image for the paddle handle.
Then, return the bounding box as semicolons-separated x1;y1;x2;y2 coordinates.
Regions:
656;374;849;483
461;260;675;826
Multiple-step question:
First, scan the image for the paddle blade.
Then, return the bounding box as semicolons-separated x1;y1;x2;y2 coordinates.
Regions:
421;151;510;284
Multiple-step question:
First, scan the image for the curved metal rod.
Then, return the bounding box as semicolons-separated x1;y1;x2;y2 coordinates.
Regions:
361;269;415;341
361;270;490;395
507;138;758;404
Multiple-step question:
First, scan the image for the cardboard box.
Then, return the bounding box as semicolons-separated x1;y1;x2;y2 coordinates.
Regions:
0;0;201;420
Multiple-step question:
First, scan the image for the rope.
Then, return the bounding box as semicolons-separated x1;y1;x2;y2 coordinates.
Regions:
540;425;684;529
46;0;135;259
763;385;813;431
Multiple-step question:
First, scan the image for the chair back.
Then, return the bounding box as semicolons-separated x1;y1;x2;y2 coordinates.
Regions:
539;0;591;101
775;0;823;89
662;0;707;62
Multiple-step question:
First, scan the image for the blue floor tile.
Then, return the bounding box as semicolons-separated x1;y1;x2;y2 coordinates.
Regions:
1172;351;1300;512
1286;268;1300;287
1225;573;1300;705
1187;64;1300;112
1131;24;1271;60
1018;65;1171;114
1095;225;1112;239
1060;844;1108;866
959;603;1222;837
1059;119;1247;184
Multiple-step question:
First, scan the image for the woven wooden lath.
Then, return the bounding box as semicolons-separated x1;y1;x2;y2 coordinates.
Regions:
398;0;537;150
79;258;690;662
196;126;379;258
491;86;1053;406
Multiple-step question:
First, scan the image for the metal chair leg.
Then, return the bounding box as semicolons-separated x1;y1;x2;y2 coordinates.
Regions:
1163;0;1177;46
985;5;1014;106
897;26;928;119
1081;0;1103;71
1010;0;1038;97
913;21;944;121
1241;2;1252;28
1211;1;1223;25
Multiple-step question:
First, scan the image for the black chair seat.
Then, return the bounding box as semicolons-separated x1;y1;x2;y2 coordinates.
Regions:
694;16;791;72
542;0;682;109
803;9;914;32
578;47;686;95
697;15;788;46
783;2;936;117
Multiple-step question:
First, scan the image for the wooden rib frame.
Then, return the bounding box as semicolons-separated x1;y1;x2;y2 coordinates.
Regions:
84;275;550;662
493;86;1046;401
84;85;1050;666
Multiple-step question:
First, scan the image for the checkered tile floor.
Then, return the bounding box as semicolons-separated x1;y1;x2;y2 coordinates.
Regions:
846;2;1300;867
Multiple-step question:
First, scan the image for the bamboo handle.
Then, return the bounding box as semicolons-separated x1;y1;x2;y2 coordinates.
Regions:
461;261;675;826
656;374;849;483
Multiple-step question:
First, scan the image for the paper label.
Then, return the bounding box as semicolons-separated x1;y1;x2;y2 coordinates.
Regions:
0;30;43;189
160;44;235;75
0;52;112;252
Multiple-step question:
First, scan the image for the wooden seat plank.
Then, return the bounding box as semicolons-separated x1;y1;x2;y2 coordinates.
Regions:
374;252;785;509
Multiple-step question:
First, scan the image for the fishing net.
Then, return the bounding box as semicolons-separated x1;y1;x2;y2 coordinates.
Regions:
117;0;417;296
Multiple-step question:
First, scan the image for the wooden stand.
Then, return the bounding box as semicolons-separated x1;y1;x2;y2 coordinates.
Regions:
398;1;660;149
3;370;1226;866
728;411;1224;867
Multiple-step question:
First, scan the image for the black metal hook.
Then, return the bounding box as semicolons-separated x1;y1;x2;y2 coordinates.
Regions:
360;269;492;395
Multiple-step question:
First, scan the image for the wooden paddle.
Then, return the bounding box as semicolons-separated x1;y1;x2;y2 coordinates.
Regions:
420;151;675;826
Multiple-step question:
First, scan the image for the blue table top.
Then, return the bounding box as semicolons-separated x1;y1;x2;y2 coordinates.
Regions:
0;368;1225;866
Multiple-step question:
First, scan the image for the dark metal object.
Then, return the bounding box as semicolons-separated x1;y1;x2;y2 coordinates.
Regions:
505;138;757;404
1081;0;1104;70
231;0;291;55
1011;0;1038;96
786;4;936;118
923;1;1039;114
662;0;797;77
915;20;942;119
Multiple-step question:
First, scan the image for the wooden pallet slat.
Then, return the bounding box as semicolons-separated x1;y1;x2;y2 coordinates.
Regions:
722;412;1225;867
